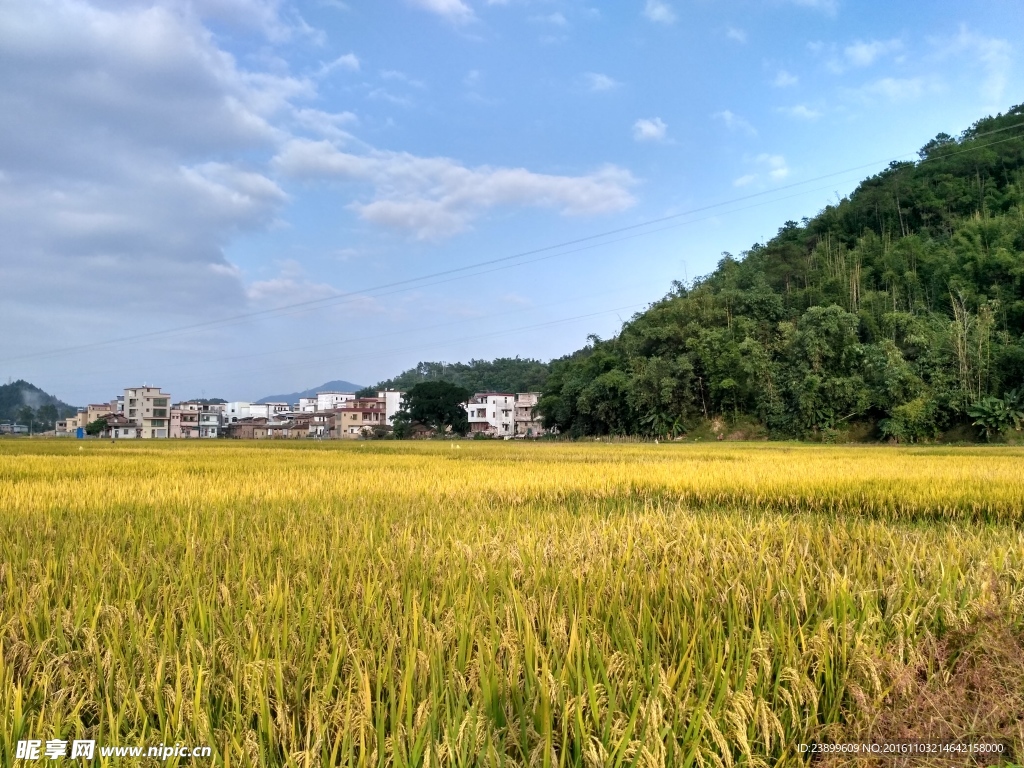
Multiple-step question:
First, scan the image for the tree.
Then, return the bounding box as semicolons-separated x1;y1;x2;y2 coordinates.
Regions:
15;405;34;431
36;404;59;430
968;388;1024;441
395;382;471;437
372;357;550;395
85;418;108;436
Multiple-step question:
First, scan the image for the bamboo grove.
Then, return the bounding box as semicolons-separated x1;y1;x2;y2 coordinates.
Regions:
538;105;1024;442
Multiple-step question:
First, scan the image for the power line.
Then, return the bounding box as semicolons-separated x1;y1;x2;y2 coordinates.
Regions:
3;118;1022;366
132;304;647;391
30;168;886;385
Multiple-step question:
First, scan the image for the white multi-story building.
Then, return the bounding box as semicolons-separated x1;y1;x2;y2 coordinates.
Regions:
377;390;405;425
317;391;355;411
249;402;290;419
223;402;251;423
199;408;221;438
298;397;318;413
466;393;514;437
124;386;172;438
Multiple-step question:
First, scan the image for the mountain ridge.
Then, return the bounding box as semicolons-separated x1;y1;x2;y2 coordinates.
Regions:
255;380;365;404
0;379;79;424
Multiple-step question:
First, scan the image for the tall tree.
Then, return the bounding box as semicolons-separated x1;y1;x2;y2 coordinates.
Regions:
36;404;59;430
394;382;471;436
15;405;35;430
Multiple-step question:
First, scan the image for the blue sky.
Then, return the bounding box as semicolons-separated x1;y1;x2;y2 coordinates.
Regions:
1;0;1021;404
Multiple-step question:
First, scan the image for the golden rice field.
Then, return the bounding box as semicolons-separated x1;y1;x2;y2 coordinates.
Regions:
1;440;1023;767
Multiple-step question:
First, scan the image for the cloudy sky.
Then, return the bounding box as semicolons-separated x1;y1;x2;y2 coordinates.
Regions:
1;0;1021;404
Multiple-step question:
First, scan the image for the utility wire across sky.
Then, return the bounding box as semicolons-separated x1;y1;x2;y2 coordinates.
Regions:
3;118;1021;368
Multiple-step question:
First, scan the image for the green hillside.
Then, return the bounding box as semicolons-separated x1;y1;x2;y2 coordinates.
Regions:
539;104;1024;442
368;358;549;397
0;379;78;430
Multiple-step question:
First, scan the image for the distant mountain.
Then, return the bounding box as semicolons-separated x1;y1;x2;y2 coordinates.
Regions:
255;380;364;404
0;379;78;423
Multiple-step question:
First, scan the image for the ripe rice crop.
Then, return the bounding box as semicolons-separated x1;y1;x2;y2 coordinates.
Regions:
1;441;1022;766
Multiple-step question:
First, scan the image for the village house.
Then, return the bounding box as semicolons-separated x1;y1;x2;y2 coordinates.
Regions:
250;402;290;419
317;391;355;411
513;392;546;437
124;386;172;438
296;412;331;438
223;401;250;423
377;389;404;426
266;419;311;439
330;397;387;438
199;406;222;438
64;400;121;434
103;413;139;439
225;417;268;439
466;393;515;437
170;404;200;438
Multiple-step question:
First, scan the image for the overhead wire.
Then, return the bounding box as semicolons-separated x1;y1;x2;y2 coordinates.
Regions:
4;117;1022;367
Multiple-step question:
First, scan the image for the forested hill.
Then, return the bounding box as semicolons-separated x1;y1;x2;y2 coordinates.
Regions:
539;105;1024;441
0;380;78;426
368;358;549;396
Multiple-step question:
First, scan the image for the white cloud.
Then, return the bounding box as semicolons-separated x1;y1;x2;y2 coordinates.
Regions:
772;70;798;87
726;27;747;44
319;52;360;75
585;72;620;92
712;110;757;136
782;0;838;14
843;39;902;68
368;88;414;107
380;70;426;88
501;293;532;306
643;0;676;25
777;104;822;120
734;155;790;187
530;12;568;26
246;259;342;306
632;117;668;142
407;0;475;24
272;139;637;240
818;38;903;73
850;76;927;103
292;108;357;140
758;153;790;179
0;0;298;321
939;26;1012;109
183;0;322;42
